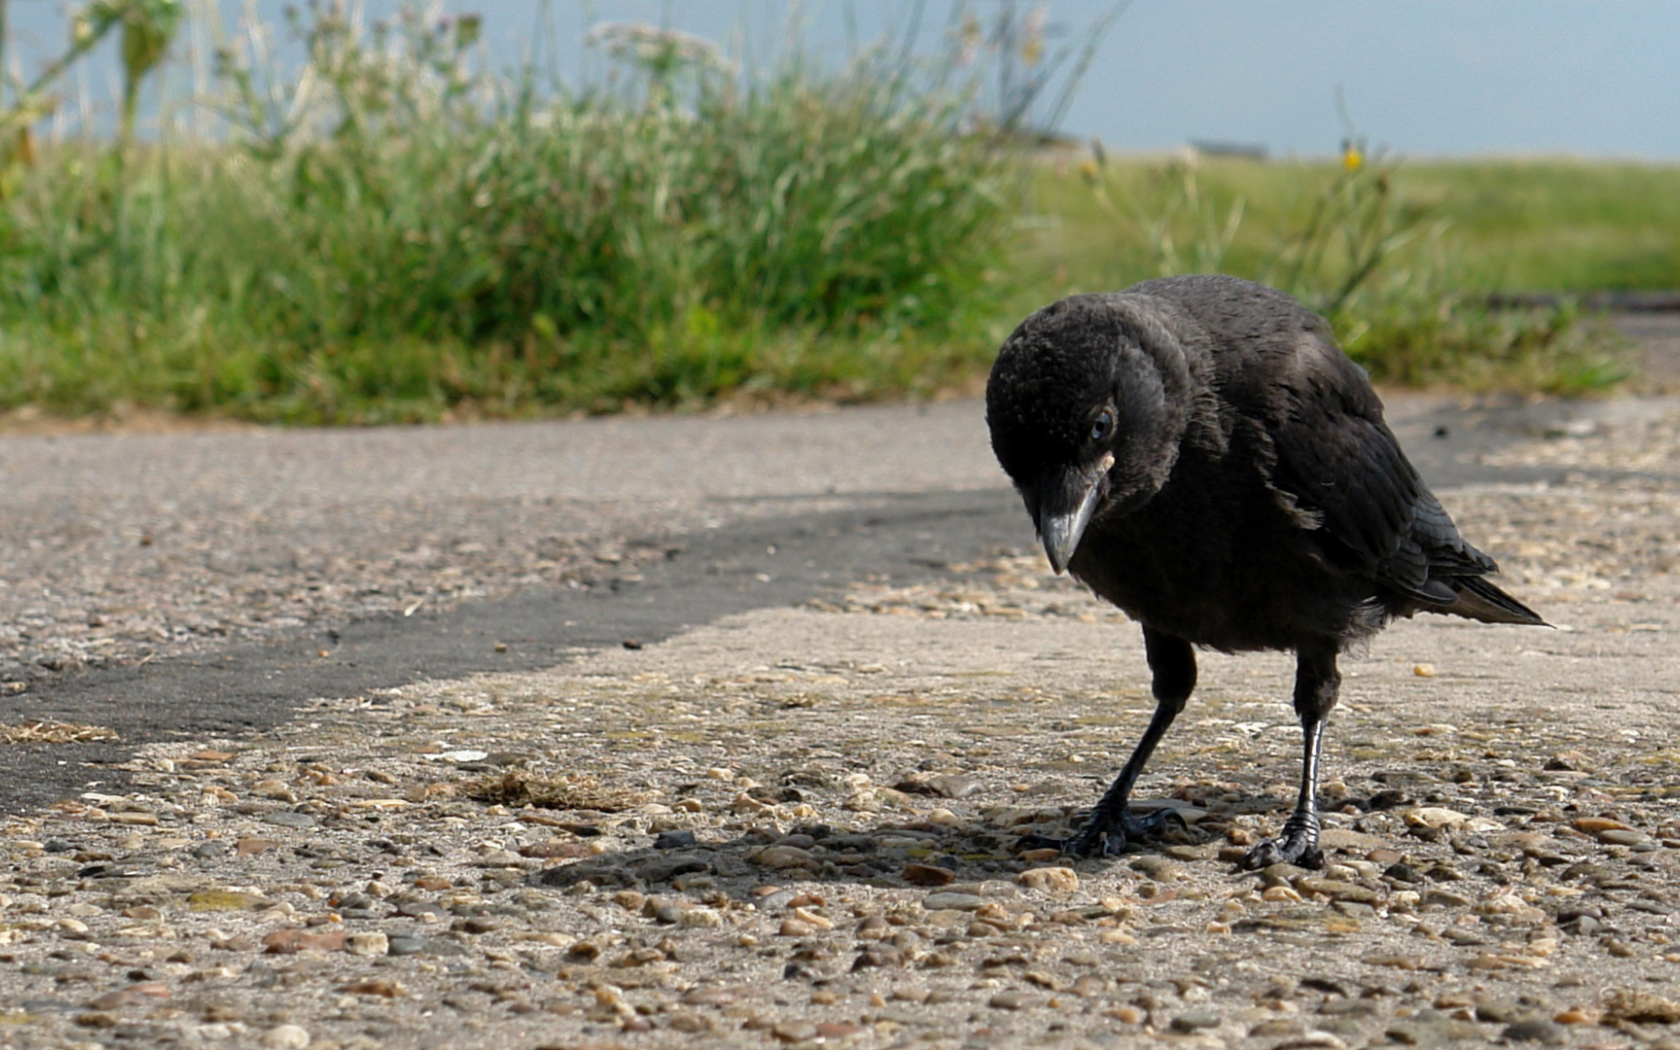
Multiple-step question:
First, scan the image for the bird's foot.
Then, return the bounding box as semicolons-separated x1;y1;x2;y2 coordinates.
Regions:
1239;813;1323;870
1061;806;1186;858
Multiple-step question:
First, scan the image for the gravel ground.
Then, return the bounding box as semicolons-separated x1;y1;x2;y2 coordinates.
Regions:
0;401;1676;1049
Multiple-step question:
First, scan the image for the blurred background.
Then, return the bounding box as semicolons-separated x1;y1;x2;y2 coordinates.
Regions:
0;0;1674;424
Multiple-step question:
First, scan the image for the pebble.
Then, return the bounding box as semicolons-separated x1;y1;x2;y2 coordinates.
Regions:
922;891;984;912
1295;877;1383;905
1015;866;1079;893
261;929;345;954
753;845;817;870
654;829;697;850
1604;989;1680;1024
926;774;984;799
1421;888;1472;908
262;812;317;829
188;890;271;912
1128;855;1181;881
903;862;955;886
1171;1008;1222;1031
987;990;1042;1010
343;932;389;956
261;1025;312;1049
1502;1019;1565;1045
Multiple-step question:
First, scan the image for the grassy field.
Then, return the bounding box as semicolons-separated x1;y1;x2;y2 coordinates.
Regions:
0;5;1670;424
1026;154;1680;296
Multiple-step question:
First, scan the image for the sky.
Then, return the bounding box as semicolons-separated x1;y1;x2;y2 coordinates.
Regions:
7;0;1679;159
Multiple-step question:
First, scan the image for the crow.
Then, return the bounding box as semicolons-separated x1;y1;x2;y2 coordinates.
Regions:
984;275;1544;869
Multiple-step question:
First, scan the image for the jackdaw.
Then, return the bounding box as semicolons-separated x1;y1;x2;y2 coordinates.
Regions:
985;275;1544;868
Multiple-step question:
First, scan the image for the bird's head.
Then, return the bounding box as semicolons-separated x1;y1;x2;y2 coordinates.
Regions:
985;294;1193;575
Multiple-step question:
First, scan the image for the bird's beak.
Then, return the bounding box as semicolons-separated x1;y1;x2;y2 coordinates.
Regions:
1036;454;1113;575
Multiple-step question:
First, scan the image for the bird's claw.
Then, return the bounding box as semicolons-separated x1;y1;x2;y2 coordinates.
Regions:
1061;806;1186;858
1239;817;1324;871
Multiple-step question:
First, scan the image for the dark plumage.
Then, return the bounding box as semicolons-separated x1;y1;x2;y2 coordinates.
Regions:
985;275;1544;867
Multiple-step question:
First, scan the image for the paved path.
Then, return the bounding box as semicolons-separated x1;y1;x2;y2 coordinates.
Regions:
0;389;1677;1048
0;392;1671;809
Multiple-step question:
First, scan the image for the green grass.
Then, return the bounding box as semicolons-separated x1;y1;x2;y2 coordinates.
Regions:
0;11;1018;423
1019;153;1666;390
1024;154;1680;297
0;5;1669;423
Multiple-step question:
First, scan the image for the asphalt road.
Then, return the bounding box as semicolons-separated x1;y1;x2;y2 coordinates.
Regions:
0;391;1670;813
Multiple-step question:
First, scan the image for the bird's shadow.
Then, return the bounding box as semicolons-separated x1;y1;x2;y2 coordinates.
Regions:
528;802;1242;899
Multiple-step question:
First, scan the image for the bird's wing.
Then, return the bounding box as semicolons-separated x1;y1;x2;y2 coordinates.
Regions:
1260;337;1490;602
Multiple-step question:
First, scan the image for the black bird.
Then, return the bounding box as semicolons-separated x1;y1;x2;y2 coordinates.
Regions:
985;275;1544;868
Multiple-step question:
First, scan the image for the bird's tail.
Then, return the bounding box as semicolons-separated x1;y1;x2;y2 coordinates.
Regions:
1447;577;1548;626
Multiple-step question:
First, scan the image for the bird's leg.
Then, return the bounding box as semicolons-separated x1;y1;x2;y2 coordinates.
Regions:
1063;628;1194;857
1242;643;1339;870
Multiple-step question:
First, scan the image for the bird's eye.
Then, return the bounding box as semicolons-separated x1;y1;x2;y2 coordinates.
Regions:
1090;409;1114;443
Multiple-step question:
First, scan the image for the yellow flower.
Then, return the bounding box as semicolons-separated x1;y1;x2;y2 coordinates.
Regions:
1342;145;1364;172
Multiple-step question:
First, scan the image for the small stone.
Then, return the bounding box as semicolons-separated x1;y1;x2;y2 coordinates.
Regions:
85;983;170;1010
1259;862;1310;887
1319;998;1378;1017
344;932;389;957
260;1024;312;1049
752;845;817;870
235;838;281;857
676;908;723;928
1412;663;1436;677
770;1021;818;1043
1405;807;1471;828
1604;989;1680;1024
341;979;405;999
922;891;984;912
903;863;955;887
520;839;590;860
1016;866;1078;893
261;929;346;954
1128;855;1181;881
1502;1019;1565;1045
667;1014;713;1033
1473;998;1526;1024
1598;828;1649;846
927;774;984;798
852;946;904;970
1171;1009;1222;1032
1295;877;1382;905
1386;1015;1482;1046
263;812;317;829
987;990;1041;1010
1421;888;1471;908
681;987;739;1007
188;891;271;912
654;830;697;850
1071;975;1106;997
1362;954;1424;970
